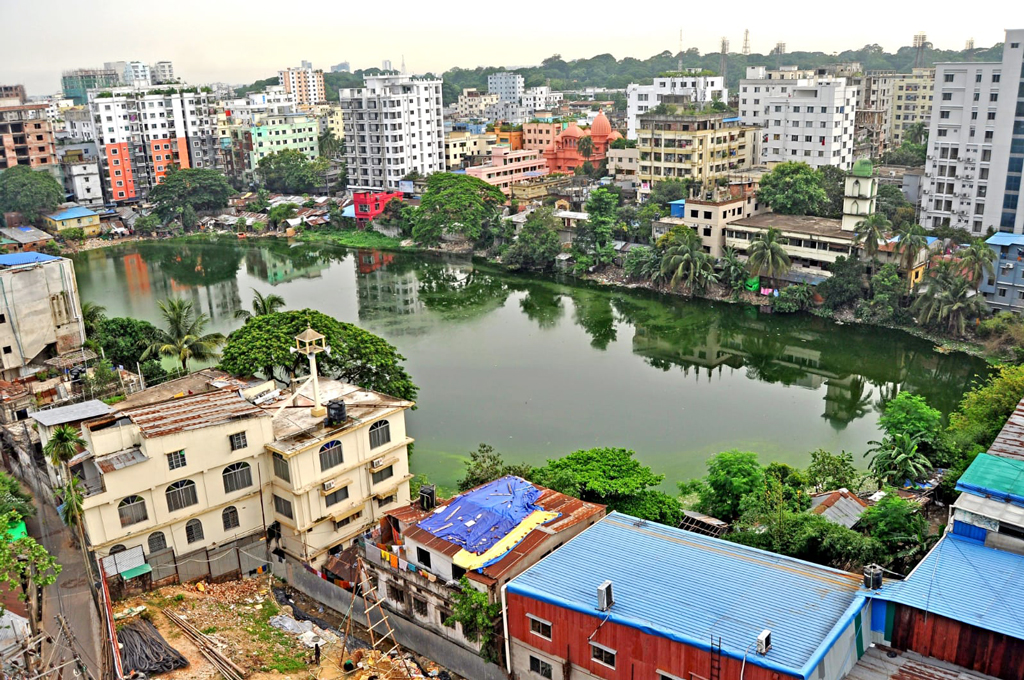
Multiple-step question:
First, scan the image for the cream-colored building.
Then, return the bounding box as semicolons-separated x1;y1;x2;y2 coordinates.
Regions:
606;147;639;184
889;68;935;148
636;110;759;198
444;129;498;169
455;88;499;119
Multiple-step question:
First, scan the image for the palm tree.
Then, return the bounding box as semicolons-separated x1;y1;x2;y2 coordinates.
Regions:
318;131;342;159
142;297;226;372
80;301;106;339
912;264;987;336
718;247;748;292
865;433;930;487
747;228;791;287
43;424;85;485
958;238;997;290
577;135;594;162
235;289;286;322
660;230;716;293
905;122;927;145
854;213;891;264
894;223;929;278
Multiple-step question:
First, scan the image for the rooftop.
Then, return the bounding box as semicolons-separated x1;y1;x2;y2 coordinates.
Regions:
114;368;257;410
732;213;855;241
986;232;1024;248
46;206;97;221
30;400;111;428
809;489;868;528
956;453;1024;504
507;512;865;678
988;396;1024;462
0;252;62;268
92;389;268;439
0;226;53;244
875;534;1024;640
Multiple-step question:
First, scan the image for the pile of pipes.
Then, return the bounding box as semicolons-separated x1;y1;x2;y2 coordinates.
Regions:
118;619;189;675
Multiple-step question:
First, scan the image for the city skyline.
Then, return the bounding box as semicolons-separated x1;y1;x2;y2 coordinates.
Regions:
0;0;1013;95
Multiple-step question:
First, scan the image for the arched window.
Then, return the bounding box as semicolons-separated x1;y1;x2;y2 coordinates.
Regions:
117;495;148;527
185;519;204;544
222;506;240;531
222;462;252;493
369;420;391;449
852;179;861;197
851;200;860;215
319;440;344;471
166;480;198;512
109;544;127;554
148;532;167;553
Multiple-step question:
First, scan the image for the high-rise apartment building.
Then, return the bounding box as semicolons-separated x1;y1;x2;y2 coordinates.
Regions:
922;30;1024;235
455;88;499;119
152;61;175;84
626;74;728;139
124;61;152;87
331;62;351;73
227;112;320;184
740;66;859;170
340;74;445;191
62;68;121;105
90;86;219;202
857;72;895;157
889;68;936;148
278;66;326;106
488;72;525;103
0;103;58;173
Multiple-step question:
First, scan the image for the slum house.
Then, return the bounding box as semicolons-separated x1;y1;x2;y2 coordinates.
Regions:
30;399;112;488
0;226;53;252
809;489;868;529
504;512;871;680
362;476;605;655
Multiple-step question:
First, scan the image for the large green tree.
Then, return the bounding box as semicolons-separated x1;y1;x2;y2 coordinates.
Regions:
660;228;716;293
95;317;163;370
219;309;418;401
142;297;226;372
573;188;618;268
894;223;929;275
457;443;532;492
747;227;792;286
148;167;234;221
756;162;827;215
412;173;506;245
256;149;329;194
879;392;942;448
912;263;988;336
504;208;562;271
817;166;847;219
679;450;763;523
0;166;64;224
958;238;997;290
0;510;60;616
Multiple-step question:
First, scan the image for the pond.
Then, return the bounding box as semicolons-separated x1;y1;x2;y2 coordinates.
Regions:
72;238;989;490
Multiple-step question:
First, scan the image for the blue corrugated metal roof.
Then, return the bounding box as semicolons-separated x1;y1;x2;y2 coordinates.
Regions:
668;199;687;205
0;252;61;267
986;232;1024;247
46;206;97;221
506;513;866;678
875;534;1024;640
341;205;356;218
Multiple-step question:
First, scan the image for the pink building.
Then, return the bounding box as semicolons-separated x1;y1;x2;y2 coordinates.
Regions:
464;147;549;195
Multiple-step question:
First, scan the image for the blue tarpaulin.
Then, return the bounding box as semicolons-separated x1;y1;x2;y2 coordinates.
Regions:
416;476;543;555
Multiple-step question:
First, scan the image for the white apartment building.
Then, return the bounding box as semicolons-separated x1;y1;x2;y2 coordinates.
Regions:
522;86;563;112
90;85;220;201
740;67;858;170
340;73;445;192
64;107;95;141
922;30;1024;235
279;66;326;106
889;68;936;148
488;72;525;103
625;74;728;139
455;88;499;119
152;61;175;84
124;61;152;87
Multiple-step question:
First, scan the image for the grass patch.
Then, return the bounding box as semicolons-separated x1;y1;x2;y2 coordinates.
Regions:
201;626;217;634
245;601;307;673
299;228;410;251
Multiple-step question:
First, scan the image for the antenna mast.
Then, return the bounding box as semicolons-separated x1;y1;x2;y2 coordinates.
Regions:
719;38;729;82
678;29;683;72
913;32;927;68
742;29;751;56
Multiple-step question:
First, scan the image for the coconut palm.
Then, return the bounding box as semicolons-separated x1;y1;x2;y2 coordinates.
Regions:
718;247;748;292
854;213;891;263
234;289;286;322
958;238;997;290
894;223;929;277
661;230;717;292
912;264;988;336
59;477;84;528
747;227;791;287
43;424;85;485
318;131;343;159
80;301;106;339
905;122;927;145
577;135;594;162
865;433;930;487
142;297;225;372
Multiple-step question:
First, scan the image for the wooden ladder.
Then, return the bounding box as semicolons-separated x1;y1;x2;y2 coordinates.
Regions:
356;557;416;680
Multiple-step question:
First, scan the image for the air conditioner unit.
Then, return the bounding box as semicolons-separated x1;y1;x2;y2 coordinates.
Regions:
957;157;964;162
323;480;336;491
372;457;386;469
927;154;934;159
757;630;773;655
925;172;931;177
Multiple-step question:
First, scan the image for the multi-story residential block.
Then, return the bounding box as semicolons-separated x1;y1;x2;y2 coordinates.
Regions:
0;103;58;172
123;62;152;87
0;85;26;106
152;61;175;84
90;85;220;202
921;31;1024;235
606;146;639;185
278;66;326;106
980;233;1024;311
625;73;728;139
523;120;566;151
103;62;128;83
229;112;320;184
652;172;766;256
445;129;498;169
59;142;106;205
488;72;525;103
340;74;445;192
522;86;563;113
331;62;351;73
857;71;895;157
64;107;96;141
62;69;120;106
0;253;84;382
464;147;549;194
455;88;499;119
889;68;936;148
636;109;759;197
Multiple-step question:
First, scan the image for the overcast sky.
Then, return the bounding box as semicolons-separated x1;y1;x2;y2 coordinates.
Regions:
0;0;1014;96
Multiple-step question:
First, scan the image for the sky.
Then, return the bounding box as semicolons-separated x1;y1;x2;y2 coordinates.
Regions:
0;0;1014;96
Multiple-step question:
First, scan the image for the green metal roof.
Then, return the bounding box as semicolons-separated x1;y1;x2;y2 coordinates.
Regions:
956;453;1024;505
120;563;152;580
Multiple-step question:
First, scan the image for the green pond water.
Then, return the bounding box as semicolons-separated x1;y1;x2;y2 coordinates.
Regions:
71;237;990;491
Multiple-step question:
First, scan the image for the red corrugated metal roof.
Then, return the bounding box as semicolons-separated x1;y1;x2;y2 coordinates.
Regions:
988;397;1024;461
121;389;268;438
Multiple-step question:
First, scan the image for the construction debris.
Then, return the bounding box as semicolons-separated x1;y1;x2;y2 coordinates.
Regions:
118;618;189;676
164;609;247;680
268;614;339;648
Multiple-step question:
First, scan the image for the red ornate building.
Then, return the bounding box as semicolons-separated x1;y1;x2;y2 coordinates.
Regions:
539;110;622;173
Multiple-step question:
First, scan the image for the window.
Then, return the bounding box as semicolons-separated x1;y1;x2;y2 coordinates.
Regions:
439;608;454;628
376;494;396;508
110;544;126;554
167;450;186;470
185;519;204;544
529;615;552;640
999;287;1008;297
991;93;999;102
412;596;428;617
942;93;952;101
274;494;294;519
335;511;361;530
222;462;252;493
369;420;391;449
940;111;950;119
319;440;344;470
372;465;394;485
272;452;291;482
166;480;198;512
118;496;148;527
229;432;248;451
591;643;616;668
387;583;405;604
223;506;240;531
993;74;1001;83
147;532;166;553
944;74;954;83
325;486;349;507
530;656;553;679
416;547;432;569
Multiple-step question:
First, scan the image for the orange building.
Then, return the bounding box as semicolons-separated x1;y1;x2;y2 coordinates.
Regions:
495;127;523;150
536;110;621;174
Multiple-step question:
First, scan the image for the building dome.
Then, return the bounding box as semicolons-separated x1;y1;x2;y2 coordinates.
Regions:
560;123;584;138
590;110;612;138
851;158;873;178
607;130;623;142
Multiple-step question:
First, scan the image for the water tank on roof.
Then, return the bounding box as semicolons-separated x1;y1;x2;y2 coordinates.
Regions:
325;399;347;427
420;484;436;511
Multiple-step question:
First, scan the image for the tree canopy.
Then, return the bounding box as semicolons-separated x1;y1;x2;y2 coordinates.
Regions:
0;166;64;224
504;208;562;271
412;173;506;245
680;450;763;522
256;150;329;194
756;162;828;215
149;167;234;222
219;309;418;402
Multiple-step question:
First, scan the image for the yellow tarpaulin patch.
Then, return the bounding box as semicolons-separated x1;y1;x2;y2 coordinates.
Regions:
452;509;558;570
